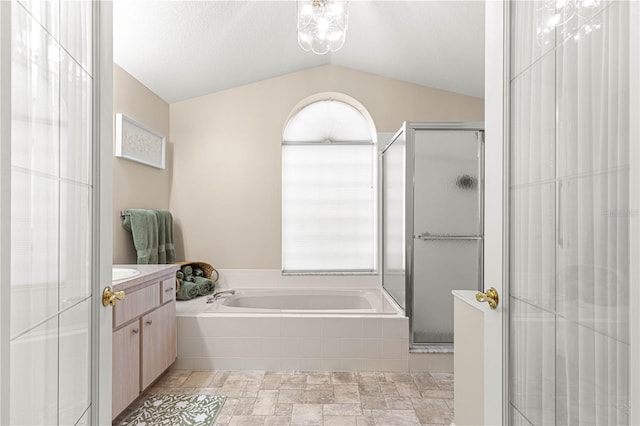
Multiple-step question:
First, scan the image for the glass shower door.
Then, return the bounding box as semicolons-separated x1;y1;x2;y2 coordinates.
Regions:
412;130;483;344
382;130;406;309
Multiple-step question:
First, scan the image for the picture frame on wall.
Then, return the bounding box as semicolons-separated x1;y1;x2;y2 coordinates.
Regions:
115;113;166;169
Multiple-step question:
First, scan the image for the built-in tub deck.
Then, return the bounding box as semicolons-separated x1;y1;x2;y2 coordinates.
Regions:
175;272;409;372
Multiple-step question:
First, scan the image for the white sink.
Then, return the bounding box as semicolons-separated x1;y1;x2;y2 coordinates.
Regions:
112;267;141;282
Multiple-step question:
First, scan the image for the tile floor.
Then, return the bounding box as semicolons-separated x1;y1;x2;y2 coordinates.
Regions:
115;369;454;426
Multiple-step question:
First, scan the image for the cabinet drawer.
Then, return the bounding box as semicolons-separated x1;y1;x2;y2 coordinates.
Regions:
161;278;176;303
114;283;160;328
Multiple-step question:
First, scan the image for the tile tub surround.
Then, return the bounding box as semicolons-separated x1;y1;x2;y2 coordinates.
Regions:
176;270;410;372
117;369;455;426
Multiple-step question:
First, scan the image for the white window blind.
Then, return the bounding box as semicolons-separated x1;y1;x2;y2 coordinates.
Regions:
282;100;376;273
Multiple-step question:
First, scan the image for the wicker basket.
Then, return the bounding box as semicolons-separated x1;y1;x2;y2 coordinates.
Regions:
174;261;219;292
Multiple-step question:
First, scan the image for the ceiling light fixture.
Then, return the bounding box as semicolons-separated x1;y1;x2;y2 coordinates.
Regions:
297;0;348;55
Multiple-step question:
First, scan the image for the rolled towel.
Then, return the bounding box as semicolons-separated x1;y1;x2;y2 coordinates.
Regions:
176;271;184;280
193;267;204;277
184;275;195;283
193;276;215;296
176;281;199;301
181;265;193;276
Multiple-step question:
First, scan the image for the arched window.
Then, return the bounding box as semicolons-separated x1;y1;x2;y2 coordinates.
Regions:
282;98;377;273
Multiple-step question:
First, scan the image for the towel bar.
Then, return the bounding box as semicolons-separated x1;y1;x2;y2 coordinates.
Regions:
120;210;131;217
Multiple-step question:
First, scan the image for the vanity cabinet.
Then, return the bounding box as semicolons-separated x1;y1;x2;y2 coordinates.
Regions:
111;265;179;420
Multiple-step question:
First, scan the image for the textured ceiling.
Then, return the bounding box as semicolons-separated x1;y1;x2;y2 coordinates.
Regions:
113;1;485;104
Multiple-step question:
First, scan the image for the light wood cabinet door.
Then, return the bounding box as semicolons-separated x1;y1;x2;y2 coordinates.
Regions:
112;321;141;420
141;301;177;389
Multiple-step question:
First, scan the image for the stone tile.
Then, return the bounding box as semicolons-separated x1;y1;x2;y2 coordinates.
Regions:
411;398;452;424
419;389;453;399
385;397;413;410
371;410;420;426
156;369;191;387
244;381;263;397
324;415;357;426
301;390;334;404
395;382;421;398
333;384;360;403
306;384;333;391
228;415;266;426
382;373;414;384
357;372;385;380
332;372;357;384
445;398;454;411
356;415;375;426
234;398;257;415
219;398;239;416
322;404;362;416
281;375;308;389
357;380;382;396
262;374;283;390
410;372;438;390
183;371;216;387
360;396;386;410
306;373;331;385
223;381;249;397
229;371;266;383
214;413;231;425
291;404;323;426
253;390;279;415
210;371;232;387
279;389;304;403
430;373;453;382
379;383;400;397
274;403;293;416
264;416;290;426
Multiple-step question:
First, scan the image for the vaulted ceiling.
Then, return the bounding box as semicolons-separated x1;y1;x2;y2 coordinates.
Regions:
113;1;485;104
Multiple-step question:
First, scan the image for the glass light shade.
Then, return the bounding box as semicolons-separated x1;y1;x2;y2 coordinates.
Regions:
297;0;348;55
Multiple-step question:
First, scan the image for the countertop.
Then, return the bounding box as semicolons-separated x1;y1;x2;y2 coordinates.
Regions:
112;264;180;293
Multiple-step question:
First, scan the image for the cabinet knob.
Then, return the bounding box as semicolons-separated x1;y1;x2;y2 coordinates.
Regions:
132;328;139;334
145;319;153;326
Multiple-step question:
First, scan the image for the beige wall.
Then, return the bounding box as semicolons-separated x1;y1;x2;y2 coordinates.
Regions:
170;64;484;268
113;64;171;264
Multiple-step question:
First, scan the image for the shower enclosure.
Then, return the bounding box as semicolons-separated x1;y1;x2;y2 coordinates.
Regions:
382;122;484;348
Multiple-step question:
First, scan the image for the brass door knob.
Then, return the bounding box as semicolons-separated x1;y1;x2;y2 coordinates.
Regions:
476;287;499;310
102;286;125;307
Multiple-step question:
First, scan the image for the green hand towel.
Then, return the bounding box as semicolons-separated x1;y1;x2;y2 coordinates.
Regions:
154;210;175;264
193;276;214;296
176;271;184;280
176;281;199;301
193;267;204;277
181;265;193;276
121;209;159;264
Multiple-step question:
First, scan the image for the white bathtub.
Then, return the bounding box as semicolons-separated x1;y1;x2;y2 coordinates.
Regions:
175;271;409;372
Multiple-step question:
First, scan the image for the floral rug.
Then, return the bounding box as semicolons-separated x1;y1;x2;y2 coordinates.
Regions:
116;394;226;426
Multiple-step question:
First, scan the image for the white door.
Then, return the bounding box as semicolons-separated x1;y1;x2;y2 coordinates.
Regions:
0;1;114;424
482;1;506;425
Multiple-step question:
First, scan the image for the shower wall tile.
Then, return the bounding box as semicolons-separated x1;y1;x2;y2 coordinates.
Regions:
59;181;91;310
557;170;630;343
11;4;60;176
10;316;58;425
60;51;92;184
59;299;91;426
509;297;555;425
60;0;92;74
556;318;629;425
510;183;555;311
511;0;556;77
557;1;630;178
510;50;555;186
10;171;59;337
